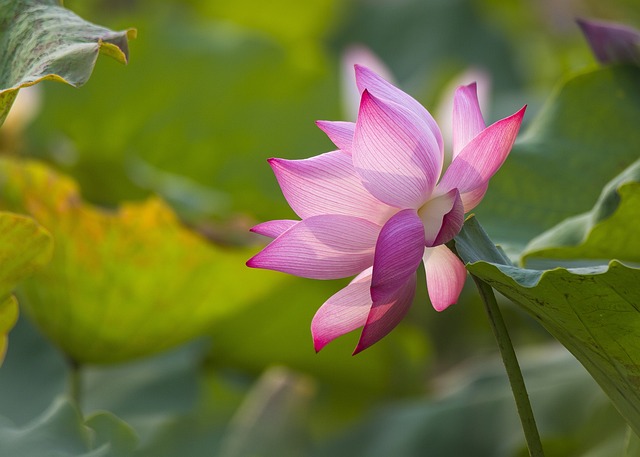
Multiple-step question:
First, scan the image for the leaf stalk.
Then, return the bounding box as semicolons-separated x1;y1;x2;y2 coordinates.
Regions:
471;274;545;457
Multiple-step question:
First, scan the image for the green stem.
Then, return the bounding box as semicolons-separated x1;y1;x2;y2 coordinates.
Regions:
471;274;545;457
67;356;83;409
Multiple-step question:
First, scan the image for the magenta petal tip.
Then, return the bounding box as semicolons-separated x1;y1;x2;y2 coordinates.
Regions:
313;339;327;353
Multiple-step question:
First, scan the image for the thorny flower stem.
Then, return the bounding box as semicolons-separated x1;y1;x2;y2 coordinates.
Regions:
470;274;545;457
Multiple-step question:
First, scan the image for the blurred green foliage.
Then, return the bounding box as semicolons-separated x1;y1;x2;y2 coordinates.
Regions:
1;0;639;455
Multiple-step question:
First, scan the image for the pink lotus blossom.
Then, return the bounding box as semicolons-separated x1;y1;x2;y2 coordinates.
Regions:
248;65;526;354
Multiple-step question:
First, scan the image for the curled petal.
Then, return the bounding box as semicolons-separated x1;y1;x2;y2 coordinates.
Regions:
353;90;441;208
250;219;297;239
438;106;526;195
452;82;485;159
315;121;355;154
370;209;424;302
311;268;373;352
269;152;395;225
247;215;380;280
354;65;444;153
423;245;466;311
354;273;416;354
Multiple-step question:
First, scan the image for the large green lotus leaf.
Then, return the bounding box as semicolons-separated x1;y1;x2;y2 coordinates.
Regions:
455;216;640;436
0;396;137;457
0;157;282;364
475;65;640;254
0;212;52;364
522;159;640;267
0;0;135;126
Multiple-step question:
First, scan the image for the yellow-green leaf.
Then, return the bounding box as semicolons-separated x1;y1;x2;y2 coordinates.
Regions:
0;157;279;364
0;212;52;364
0;0;135;126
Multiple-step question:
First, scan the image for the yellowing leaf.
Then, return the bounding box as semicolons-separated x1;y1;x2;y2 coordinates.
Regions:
0;212;53;363
0;0;136;126
0;157;280;364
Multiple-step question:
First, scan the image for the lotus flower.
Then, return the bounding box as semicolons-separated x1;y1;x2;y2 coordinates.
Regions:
248;65;526;353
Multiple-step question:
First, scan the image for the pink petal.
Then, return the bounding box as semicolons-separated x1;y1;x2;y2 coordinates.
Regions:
423;245;467;312
315;121;355;154
438;106;526;195
246;215;380;280
269;152;395;225
353;90;441;208
452;82;486;159
418;189;463;247
250;219;297;239
435;68;491;166
311;268;373;352
460;182;488;212
354;273;416;354
354;65;444;154
577;18;640;65
370;209;424;303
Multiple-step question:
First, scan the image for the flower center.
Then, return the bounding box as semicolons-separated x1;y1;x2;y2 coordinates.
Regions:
417;190;458;247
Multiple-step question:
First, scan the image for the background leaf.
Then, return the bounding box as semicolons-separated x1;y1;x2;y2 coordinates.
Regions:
218;366;315;457
523;159;640;267
476;65;640;255
320;347;626;457
0;397;137;457
0;0;135;126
